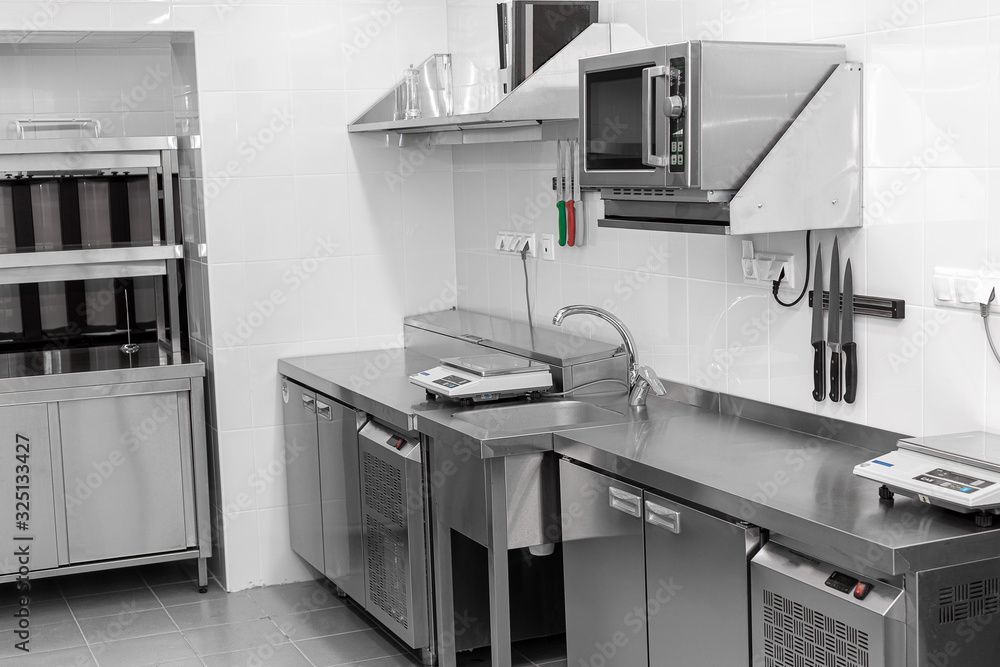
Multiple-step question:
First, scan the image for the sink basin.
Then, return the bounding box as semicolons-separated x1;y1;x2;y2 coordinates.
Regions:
451;400;622;434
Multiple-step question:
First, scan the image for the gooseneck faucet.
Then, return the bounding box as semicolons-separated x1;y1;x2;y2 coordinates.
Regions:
552;305;666;407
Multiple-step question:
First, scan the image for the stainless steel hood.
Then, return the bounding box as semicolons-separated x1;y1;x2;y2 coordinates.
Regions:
347;23;645;145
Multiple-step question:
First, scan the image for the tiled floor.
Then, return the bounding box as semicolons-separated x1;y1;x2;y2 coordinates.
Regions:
0;564;566;667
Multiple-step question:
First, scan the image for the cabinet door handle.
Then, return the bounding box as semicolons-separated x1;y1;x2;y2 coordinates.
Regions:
301;395;315;413
315;400;333;421
609;487;641;517
645;501;681;534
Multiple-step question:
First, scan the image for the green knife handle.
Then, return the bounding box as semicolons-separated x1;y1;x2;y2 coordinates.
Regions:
557;201;567;246
844;342;858;404
812;341;825;402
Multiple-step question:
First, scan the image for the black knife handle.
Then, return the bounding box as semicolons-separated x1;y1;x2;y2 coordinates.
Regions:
844;342;858;404
812;341;825;402
830;349;842;402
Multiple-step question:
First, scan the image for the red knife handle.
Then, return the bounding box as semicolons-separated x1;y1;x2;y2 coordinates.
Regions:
812;341;825;402
844;342;858;404
830;349;842;403
566;200;576;247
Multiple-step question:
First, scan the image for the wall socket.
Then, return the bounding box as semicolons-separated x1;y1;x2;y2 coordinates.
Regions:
539;234;555;261
494;232;536;257
741;241;795;289
933;268;1000;311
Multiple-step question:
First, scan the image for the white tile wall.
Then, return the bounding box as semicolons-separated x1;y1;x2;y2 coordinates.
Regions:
0;1;457;591
450;0;1000;440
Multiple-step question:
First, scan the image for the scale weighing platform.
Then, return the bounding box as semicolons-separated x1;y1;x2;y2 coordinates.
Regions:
854;431;1000;526
409;353;553;404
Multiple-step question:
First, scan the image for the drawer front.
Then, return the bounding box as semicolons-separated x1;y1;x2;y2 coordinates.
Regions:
60;393;186;563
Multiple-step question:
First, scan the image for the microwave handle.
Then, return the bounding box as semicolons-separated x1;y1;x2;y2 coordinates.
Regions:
641;65;670;168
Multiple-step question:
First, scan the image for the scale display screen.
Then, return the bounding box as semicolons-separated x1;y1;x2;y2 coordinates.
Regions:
914;468;995;495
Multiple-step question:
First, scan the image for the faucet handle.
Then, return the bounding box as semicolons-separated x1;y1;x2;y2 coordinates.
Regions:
635;365;666;396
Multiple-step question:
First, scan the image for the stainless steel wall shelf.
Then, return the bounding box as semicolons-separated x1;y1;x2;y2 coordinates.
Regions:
0;245;183;285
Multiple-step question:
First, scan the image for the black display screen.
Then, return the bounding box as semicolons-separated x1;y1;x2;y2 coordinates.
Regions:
824;571;858;594
585;65;650;171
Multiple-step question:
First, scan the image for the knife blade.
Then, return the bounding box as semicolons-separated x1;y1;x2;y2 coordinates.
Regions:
810;242;825;402
843;259;857;404
828;237;842;402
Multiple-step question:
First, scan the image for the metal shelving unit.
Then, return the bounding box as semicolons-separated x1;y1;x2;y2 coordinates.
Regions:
0;133;185;359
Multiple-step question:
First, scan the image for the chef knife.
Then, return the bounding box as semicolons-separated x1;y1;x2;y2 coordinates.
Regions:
828;237;842;402
843;259;857;404
811;242;825;402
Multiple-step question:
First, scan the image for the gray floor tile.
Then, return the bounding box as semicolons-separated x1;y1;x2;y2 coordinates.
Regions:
0;599;74;631
273;605;372;641
246;580;343;616
158;660;205;667
166;594;265;630
89;632;199;667
338;655;424;667
0;579;63;602
138;563;199;587
59;570;147;599
0;619;86;658
78;608;177;644
0;646;97;666
454;647;533;667
153;580;227;608
294;628;405;666
67;587;163;620
513;635;566;664
201;643;312;667
535;660;566;666
183;618;286;657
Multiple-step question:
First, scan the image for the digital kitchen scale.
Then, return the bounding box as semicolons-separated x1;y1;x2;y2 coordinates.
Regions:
409;353;553;404
854;431;1000;526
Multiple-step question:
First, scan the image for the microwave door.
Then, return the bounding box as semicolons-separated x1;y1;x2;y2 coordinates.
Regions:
580;48;669;188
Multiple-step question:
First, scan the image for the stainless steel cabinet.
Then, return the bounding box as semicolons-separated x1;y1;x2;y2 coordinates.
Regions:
318;395;365;601
281;378;366;600
59;392;188;563
560;459;648;667
560;459;760;667
0;404;59;575
283;381;325;572
644;490;759;666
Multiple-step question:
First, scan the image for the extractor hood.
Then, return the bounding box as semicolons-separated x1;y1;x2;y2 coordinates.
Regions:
347;23;645;145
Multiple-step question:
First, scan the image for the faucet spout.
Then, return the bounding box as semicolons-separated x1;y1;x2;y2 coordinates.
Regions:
551;304;664;407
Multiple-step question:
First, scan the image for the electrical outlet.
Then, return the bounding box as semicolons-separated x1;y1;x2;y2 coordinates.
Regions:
540;234;556;261
933;268;1000;311
742;251;795;290
495;232;536;257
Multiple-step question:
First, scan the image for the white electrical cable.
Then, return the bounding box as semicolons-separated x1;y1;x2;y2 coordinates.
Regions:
981;288;1000;366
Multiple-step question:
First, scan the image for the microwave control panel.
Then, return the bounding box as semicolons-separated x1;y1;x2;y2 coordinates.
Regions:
668;57;686;173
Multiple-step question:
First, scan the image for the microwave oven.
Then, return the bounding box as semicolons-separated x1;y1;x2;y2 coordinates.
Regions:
579;41;846;228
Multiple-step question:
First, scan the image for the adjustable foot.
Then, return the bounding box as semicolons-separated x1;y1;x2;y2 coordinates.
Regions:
975;512;994;528
198;586;208;594
878;485;895;503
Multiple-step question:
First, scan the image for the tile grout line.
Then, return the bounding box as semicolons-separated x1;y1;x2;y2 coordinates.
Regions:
153;575;207;667
59;581;100;666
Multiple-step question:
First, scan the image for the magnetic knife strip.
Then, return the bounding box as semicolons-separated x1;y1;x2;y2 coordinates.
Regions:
808;291;906;320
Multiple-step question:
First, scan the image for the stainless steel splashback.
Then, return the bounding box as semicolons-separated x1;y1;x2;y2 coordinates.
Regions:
403;309;627;391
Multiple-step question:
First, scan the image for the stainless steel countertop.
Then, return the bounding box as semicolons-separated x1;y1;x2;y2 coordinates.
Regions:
279;348;1000;576
554;404;1000;576
278;349;440;433
0;343;204;393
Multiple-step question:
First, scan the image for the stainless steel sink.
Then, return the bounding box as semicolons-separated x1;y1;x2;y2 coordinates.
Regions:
451;400;622;434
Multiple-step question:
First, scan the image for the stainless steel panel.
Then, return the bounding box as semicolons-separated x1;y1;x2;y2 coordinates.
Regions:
751;543;905;667
359;421;429;649
281;379;325;572
560;459;647;667
644;490;760;667
0;404;59;575
914;557;1000;667
59;392;187;563
318;394;365;602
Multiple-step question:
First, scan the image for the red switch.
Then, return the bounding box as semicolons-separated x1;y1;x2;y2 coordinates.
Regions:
393;436;406;450
853;581;873;600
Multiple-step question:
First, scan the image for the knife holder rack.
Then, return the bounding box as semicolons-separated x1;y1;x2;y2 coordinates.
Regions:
808;291;905;320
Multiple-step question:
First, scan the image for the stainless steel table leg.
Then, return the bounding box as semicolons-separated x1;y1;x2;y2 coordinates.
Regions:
197;557;208;593
487;459;513;667
433;513;457;667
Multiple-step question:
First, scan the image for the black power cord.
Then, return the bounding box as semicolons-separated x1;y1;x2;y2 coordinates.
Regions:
772;230;812;308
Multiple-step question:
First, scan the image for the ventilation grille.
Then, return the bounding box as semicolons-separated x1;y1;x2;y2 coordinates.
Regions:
365;514;408;629
761;589;870;667
609;187;676;199
937;577;1000;624
363;451;404;525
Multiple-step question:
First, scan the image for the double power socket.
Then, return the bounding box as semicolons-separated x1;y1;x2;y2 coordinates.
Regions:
495;232;558;261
